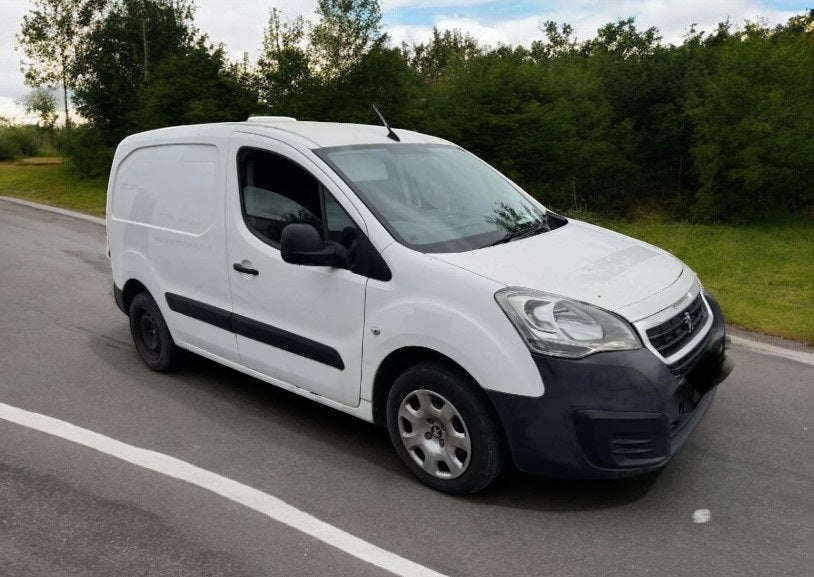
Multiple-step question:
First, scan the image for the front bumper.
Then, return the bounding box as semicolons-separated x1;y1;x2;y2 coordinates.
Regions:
486;292;732;478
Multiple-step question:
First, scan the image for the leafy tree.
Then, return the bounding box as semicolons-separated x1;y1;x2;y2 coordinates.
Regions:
72;0;196;141
17;0;107;126
409;28;481;79
530;21;578;61
688;16;814;220
315;46;419;123
310;0;386;77
134;42;258;129
257;8;312;115
20;87;58;129
582;18;661;59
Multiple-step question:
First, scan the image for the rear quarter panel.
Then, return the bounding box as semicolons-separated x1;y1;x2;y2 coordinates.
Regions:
107;131;237;361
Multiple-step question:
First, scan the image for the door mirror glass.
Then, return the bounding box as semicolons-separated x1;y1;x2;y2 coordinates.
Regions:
280;223;349;268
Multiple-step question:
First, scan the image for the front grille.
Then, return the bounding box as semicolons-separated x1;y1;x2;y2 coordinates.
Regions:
646;294;708;359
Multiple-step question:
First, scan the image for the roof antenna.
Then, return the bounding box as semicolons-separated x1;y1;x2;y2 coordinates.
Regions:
372;104;400;142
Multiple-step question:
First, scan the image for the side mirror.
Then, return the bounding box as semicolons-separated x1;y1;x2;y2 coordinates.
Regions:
280;223;350;269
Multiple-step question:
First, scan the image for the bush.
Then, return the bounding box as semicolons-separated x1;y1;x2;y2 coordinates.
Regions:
58;126;114;178
0;126;42;160
0;133;20;160
10;126;39;157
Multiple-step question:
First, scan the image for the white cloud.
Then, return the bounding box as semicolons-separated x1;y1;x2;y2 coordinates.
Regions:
0;97;29;123
633;0;798;42
0;2;31;102
193;1;318;62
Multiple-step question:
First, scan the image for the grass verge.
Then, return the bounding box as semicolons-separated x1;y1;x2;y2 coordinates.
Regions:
1;160;811;343
0;160;106;217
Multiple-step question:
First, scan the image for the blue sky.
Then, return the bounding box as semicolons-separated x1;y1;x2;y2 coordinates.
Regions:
388;2;551;26
385;0;805;26
381;0;808;48
1;0;809;120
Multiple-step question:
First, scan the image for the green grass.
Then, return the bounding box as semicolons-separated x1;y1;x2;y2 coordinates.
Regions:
592;217;814;344
0;160;106;217
1;160;811;343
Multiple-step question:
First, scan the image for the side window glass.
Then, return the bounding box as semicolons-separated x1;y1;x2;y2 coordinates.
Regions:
323;189;359;266
239;149;322;246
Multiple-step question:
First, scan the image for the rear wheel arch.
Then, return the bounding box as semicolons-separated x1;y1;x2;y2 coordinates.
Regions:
127;290;185;371
121;278;150;313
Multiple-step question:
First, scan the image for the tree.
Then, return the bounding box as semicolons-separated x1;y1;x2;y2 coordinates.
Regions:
134;42;258;129
310;0;386;77
688;16;814;220
315;46;419;123
530;21;578;61
72;0;196;141
409;28;481;79
257;8;312;114
20;87;58;129
582;18;661;59
17;0;107;126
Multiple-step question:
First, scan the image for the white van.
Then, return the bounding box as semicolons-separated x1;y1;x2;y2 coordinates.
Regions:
107;117;731;493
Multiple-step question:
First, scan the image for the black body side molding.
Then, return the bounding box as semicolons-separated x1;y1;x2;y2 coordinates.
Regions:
164;292;344;370
165;293;232;332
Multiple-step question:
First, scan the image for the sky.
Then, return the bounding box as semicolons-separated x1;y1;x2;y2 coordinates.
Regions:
0;0;808;120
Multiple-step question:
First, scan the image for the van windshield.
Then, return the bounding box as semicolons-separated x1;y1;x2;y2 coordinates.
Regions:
316;144;555;253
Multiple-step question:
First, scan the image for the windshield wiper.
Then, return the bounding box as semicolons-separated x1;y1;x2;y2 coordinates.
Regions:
484;218;551;248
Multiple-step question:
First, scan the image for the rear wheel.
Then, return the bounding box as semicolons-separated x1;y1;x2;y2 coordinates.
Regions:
386;362;507;494
128;292;185;371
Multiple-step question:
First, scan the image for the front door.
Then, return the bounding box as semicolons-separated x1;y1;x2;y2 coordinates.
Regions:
225;133;368;407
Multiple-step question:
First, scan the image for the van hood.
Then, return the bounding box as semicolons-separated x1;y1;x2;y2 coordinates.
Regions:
432;220;684;313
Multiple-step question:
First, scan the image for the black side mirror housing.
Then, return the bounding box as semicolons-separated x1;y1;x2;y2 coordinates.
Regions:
280;223;350;269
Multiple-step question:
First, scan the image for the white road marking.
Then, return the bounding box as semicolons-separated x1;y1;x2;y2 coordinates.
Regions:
0;401;448;577
729;335;814;367
692;509;711;524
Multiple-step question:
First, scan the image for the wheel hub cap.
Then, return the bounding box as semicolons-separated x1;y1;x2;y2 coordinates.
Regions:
397;389;471;480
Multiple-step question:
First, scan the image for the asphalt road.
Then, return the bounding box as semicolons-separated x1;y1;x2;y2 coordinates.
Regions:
1;199;812;577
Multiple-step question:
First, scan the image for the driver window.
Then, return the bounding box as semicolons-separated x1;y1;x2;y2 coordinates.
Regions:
238;148;359;267
239;148;322;246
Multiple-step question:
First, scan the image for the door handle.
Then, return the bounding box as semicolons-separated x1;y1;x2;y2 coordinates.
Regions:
233;263;259;276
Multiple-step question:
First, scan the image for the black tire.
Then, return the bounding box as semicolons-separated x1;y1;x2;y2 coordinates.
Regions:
386;361;507;494
128;292;185;371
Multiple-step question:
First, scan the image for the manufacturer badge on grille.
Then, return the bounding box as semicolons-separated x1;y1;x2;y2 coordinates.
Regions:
684;311;693;333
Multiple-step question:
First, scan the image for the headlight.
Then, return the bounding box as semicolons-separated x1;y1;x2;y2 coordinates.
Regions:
495;287;641;358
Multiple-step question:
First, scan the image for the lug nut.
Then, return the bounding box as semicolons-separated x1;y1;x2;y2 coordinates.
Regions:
427;418;434;424
439;439;445;447
424;432;432;440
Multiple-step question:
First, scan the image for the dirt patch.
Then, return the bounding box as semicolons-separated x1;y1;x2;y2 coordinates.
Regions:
19;157;64;166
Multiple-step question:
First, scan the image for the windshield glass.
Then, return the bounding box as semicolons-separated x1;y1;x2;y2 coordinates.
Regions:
316;144;551;253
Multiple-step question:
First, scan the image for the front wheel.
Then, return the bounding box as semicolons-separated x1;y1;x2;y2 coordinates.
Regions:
128;292;185;371
386;362;507;494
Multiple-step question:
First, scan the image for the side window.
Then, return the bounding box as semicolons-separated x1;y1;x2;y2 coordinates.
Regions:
239;148;322;246
238;148;361;268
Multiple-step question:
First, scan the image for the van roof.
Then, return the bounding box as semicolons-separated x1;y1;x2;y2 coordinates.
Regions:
120;119;452;150
241;118;451;148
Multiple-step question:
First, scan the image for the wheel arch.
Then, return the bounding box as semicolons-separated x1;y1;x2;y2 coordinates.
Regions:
121;278;150;313
371;346;501;428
